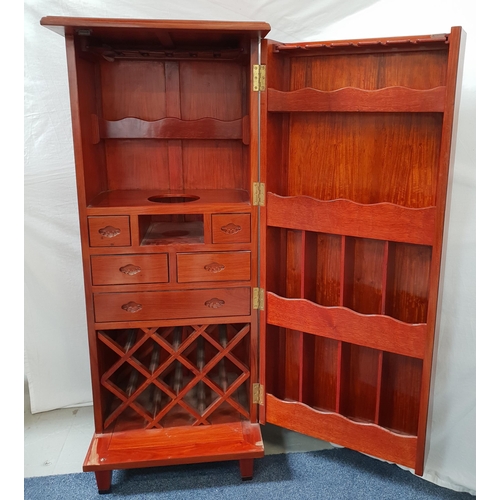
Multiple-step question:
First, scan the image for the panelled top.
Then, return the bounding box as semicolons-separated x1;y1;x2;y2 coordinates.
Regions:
39;17;271;46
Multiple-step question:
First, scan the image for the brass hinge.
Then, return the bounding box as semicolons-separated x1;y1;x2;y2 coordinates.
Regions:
252;64;266;91
252;287;265;310
253;383;264;405
252;182;266;206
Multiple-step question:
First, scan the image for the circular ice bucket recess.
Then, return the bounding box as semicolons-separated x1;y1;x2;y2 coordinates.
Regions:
148;194;200;204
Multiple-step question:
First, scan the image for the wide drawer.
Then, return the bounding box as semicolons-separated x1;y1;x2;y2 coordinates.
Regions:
177;251;251;283
91;254;169;285
88;216;131;247
93;287;251;323
211;214;251;244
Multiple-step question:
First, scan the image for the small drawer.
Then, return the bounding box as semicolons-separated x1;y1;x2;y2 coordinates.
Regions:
177;252;250;283
91;254;169;285
88;216;131;247
212;214;251;244
93;287;251;322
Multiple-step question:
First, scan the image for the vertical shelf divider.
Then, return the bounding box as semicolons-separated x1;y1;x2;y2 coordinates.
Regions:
375;240;390;425
297;230;306;403
335;235;347;414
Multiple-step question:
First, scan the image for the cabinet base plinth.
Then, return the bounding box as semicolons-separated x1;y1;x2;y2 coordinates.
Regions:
83;421;264;484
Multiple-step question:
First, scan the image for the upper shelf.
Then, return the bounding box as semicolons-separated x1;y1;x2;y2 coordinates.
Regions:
92;115;249;144
267;86;446;113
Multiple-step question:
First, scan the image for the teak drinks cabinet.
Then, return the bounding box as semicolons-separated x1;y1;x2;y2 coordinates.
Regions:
40;17;464;492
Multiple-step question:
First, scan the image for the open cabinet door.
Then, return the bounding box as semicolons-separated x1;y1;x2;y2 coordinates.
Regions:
260;28;465;476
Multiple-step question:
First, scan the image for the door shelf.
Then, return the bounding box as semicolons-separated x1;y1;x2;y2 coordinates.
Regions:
266;293;426;358
265;326;423;438
267;86;446;113
267;193;435;246
265;395;417;469
266;225;432;326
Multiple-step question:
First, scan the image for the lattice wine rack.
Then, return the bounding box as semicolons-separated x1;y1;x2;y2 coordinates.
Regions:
98;323;251;431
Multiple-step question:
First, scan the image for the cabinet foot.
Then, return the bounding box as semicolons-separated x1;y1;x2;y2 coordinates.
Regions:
95;470;113;493
239;458;254;480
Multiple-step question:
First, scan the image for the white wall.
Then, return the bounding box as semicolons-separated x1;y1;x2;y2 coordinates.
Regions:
24;0;476;494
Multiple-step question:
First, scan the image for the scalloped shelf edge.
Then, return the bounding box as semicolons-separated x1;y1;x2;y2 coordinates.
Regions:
268;86;446;112
266;292;427;359
267;193;436;246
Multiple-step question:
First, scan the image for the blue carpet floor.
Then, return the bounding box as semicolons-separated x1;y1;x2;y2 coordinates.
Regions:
25;448;474;499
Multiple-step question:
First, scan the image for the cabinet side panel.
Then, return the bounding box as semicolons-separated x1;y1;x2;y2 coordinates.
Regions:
74;47;107;203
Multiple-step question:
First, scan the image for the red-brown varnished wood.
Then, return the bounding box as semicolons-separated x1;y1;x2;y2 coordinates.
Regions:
239;459;254;479
88;216;131;247
40;17;271;39
91;254;169;285
339;343;379;423
273;33;448;54
266;394;417;467
211;214;251;244
64;34;106;432
177;251;251;283
88;244;252;258
83;421;264;471
285;113;442;208
267;194;436;245
266;293;427;359
414;26;466;477
343;237;385;315
43;17;464;484
93;287;251;323
268;86;446;112
97;116;250;143
95;470;112;492
315;233;342;306
301;333;338;412
287;49;448;91
379;353;423;436
385;242;432;324
165;62;183;190
87;189;250;214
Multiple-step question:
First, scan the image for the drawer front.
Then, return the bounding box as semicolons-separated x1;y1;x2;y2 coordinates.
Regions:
212;214;251;244
91;254;169;285
94;288;251;323
88;216;131;247
177;252;251;283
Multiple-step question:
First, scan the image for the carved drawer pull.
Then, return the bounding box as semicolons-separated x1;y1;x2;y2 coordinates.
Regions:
204;262;226;273
220;223;242;235
119;264;142;276
98;226;121;238
121;301;142;313
205;298;225;309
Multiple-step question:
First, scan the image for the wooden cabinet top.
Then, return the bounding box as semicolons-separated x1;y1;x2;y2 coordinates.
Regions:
40;16;271;41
